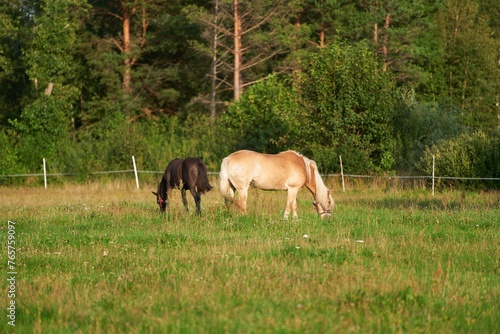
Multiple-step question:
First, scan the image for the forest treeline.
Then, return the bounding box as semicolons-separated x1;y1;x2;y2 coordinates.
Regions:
0;0;499;188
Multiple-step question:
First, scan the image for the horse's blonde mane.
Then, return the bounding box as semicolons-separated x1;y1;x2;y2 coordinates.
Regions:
313;164;329;207
298;153;329;206
288;150;311;185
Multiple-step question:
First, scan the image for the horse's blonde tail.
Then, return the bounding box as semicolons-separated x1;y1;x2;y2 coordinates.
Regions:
219;157;234;204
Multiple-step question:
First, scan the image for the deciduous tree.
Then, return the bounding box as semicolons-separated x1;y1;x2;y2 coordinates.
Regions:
437;0;500;130
185;0;300;102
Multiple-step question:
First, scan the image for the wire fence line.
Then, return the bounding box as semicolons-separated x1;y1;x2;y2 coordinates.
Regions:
1;156;498;195
0;170;136;177
3;171;498;180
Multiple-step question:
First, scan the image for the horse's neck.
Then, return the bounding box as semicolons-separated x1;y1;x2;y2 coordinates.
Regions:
160;178;168;196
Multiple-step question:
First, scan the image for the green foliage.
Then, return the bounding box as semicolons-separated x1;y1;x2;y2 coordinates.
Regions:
6;0;89;173
418;130;500;188
394;98;465;171
49;113;222;177
221;74;299;154
0;1;18;80
0;129;23;179
436;0;500;130
0;1;26;125
72;115;196;173
24;0;89;90
296;41;399;173
0;0;499;187
220;42;399;174
10;95;73;172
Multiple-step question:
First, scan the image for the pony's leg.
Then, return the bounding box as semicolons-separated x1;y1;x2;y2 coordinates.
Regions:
284;188;300;220
181;188;189;212
189;187;202;215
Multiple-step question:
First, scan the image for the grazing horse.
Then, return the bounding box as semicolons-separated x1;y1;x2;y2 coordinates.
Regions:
219;150;334;219
152;157;213;215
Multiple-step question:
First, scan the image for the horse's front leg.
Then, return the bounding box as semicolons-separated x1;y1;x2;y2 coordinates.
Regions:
181;188;189;212
284;188;299;220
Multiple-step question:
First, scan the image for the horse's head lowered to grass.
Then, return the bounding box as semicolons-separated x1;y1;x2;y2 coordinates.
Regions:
305;158;334;219
152;179;168;212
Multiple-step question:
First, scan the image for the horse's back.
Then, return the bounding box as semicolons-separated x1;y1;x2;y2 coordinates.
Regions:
182;157;213;193
225;150;307;190
164;158;183;185
165;158;183;173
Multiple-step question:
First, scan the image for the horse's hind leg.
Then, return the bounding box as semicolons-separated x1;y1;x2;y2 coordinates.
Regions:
237;186;249;214
189;187;202;215
181;188;189;212
223;185;235;209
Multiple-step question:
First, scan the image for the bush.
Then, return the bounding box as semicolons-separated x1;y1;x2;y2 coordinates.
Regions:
220;41;399;174
394;98;465;172
418;130;500;189
295;41;398;173
220;74;300;155
0;129;25;184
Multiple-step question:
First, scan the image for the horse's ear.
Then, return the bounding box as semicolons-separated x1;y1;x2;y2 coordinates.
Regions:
151;191;158;196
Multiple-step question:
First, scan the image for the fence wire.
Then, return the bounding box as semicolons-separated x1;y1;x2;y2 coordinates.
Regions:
1;170;498;180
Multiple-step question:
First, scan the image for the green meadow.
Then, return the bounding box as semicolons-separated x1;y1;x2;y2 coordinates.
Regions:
1;179;499;333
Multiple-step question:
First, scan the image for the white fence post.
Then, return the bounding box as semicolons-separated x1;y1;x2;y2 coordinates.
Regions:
43;158;47;189
339;155;345;193
432;155;435;197
132;156;140;189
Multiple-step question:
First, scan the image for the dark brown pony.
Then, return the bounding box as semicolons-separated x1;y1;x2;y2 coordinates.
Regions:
152;158;213;215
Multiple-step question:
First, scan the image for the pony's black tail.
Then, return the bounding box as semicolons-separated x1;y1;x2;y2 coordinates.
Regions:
196;160;213;193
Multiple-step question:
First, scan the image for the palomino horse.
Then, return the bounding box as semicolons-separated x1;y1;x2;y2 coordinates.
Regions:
152;158;213;215
219;150;334;219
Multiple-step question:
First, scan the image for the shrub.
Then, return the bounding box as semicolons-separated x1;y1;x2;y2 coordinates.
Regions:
220;74;300;154
0;129;24;184
418;130;500;189
294;41;398;173
394;99;464;172
220;41;399;174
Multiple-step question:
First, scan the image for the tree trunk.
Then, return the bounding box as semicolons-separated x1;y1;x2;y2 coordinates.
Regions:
233;0;242;101
319;25;325;48
122;5;132;94
382;13;390;71
210;0;219;117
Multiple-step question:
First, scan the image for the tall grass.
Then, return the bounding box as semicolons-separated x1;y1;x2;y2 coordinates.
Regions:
1;179;498;333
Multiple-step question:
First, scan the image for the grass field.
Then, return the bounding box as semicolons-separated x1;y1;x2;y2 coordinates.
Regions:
1;178;499;333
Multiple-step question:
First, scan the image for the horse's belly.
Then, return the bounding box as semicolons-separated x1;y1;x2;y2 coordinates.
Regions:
251;179;287;190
